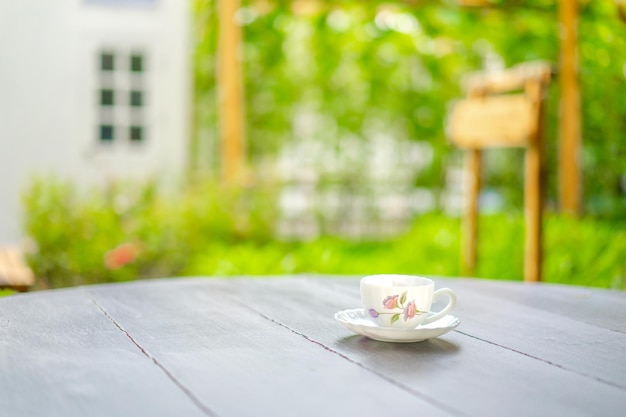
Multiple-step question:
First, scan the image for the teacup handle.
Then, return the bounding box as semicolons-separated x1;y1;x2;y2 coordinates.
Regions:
422;288;456;325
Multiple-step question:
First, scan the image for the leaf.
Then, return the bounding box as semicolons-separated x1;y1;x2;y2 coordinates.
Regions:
400;291;407;306
391;314;400;324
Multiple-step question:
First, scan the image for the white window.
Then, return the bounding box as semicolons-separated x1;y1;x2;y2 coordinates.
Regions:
97;50;147;145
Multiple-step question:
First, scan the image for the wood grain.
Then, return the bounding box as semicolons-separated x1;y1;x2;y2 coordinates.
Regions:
328;277;626;387
441;278;626;333
86;279;453;417
285;277;626;416
0;287;208;417
2;276;625;417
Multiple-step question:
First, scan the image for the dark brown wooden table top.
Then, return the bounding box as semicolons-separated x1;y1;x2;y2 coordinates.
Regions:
1;276;625;417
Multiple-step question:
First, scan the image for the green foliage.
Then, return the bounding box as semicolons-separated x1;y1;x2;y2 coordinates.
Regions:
22;179;625;290
543;215;626;289
22;178;277;288
182;212;462;277
578;0;626;218
182;212;626;290
194;0;626;216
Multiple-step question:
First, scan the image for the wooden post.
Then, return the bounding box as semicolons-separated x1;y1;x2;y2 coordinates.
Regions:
461;86;485;278
524;80;544;283
462;149;481;276
558;0;581;215
217;0;245;185
525;140;542;282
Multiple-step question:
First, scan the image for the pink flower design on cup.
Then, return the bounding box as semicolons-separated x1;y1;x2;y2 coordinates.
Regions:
383;295;399;309
369;291;425;325
404;300;417;321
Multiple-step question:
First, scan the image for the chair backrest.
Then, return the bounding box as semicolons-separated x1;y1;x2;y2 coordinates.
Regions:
446;61;552;282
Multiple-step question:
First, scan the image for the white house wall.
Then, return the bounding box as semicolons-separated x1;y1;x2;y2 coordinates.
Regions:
0;0;191;244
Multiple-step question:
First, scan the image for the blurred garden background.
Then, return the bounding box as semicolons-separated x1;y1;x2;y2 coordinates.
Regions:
7;0;626;292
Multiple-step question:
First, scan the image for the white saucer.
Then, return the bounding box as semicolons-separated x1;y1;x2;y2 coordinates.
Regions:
334;308;460;343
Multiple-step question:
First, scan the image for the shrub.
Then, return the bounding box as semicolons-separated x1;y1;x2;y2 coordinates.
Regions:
22;179;625;290
22;177;278;288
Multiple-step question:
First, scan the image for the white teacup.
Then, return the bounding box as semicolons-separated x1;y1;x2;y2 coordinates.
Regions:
360;274;457;328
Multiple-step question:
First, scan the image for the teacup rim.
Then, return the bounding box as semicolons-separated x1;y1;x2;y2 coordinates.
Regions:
360;274;433;288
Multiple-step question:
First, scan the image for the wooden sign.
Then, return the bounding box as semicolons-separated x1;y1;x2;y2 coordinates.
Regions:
447;94;536;149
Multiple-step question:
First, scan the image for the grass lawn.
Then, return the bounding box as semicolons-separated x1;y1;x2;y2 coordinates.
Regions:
182;213;626;290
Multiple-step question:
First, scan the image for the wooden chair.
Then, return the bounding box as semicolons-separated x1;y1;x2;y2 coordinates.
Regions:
446;61;552;282
0;246;35;292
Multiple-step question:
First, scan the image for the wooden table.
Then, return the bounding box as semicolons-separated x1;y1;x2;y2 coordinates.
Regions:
1;276;625;417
